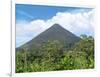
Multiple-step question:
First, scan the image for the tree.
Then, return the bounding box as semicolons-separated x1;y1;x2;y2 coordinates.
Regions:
73;35;94;68
40;40;63;62
16;35;94;72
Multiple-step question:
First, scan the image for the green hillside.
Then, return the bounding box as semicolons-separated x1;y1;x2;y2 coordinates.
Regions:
16;24;94;73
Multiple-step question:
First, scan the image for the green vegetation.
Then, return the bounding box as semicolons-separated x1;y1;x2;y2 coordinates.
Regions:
16;35;94;73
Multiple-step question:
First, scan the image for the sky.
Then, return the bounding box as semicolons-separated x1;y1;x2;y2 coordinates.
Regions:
16;4;94;47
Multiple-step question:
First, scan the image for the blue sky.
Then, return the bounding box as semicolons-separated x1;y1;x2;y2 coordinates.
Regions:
16;4;92;22
16;4;94;47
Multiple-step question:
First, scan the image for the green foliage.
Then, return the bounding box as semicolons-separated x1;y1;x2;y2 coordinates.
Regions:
16;35;94;73
73;34;94;68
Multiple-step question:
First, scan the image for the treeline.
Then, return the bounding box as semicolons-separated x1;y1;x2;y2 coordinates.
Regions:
16;35;94;73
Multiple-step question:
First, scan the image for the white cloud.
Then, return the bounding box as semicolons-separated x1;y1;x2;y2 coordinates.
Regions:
48;11;94;34
16;10;94;47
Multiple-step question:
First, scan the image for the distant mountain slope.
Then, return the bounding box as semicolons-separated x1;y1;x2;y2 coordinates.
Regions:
16;24;81;51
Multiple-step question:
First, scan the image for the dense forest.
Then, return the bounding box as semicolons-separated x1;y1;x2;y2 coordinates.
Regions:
16;35;94;73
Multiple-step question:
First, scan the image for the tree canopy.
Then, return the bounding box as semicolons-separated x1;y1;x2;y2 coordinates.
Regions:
16;35;94;73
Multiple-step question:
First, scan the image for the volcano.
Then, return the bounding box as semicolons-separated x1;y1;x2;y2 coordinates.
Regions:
16;24;81;52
